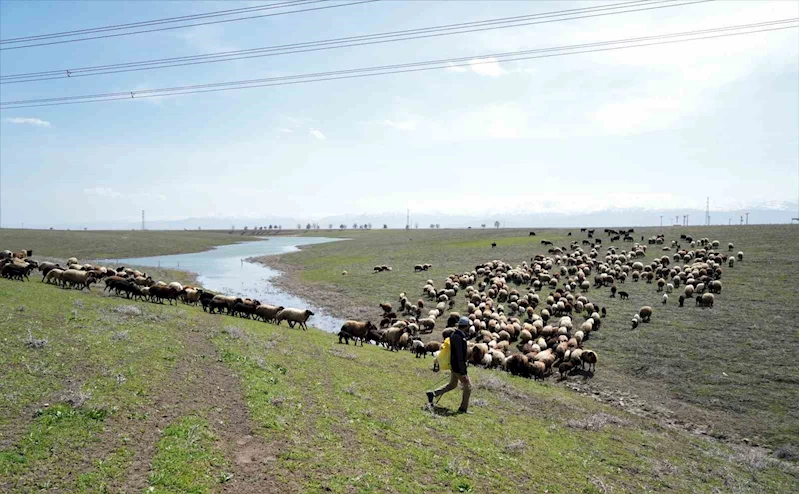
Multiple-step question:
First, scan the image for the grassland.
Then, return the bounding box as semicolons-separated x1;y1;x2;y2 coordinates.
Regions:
0;228;256;259
1;274;796;492
255;226;799;455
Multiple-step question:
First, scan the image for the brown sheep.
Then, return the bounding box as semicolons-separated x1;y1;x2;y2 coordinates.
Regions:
639;306;653;323
339;320;377;346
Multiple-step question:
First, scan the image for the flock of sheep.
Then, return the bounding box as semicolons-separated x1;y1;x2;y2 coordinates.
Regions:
337;230;739;381
2;229;740;383
0;251;315;330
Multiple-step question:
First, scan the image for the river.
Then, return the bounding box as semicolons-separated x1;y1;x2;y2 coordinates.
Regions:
106;237;345;333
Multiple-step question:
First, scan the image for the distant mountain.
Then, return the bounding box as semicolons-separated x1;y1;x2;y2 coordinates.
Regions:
13;203;797;231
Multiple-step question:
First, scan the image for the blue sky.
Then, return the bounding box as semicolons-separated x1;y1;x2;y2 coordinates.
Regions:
1;0;797;228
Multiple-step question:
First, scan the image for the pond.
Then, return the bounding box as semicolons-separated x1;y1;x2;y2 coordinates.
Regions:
106;237;345;333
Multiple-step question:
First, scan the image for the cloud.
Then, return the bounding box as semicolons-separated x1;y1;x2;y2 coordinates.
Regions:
277;128;293;133
84;187;166;201
309;128;326;140
446;58;507;77
468;57;507;77
4;117;51;127
364;119;417;131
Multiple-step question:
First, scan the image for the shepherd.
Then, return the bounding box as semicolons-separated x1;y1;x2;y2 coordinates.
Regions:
426;317;471;413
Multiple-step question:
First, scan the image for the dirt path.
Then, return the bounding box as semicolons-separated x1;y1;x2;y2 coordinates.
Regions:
118;323;297;493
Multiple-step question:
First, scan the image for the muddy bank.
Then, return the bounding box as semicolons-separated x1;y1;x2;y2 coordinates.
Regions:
250;249;374;324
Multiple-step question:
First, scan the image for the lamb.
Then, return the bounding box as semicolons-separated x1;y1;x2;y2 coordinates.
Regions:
618;291;629;300
411;339;426;357
678;295;685;307
255;304;284;323
60;269;97;290
662;294;668;305
424;341;441;357
639;306;653;323
737;251;743;261
275;308;315;330
338;320;377;346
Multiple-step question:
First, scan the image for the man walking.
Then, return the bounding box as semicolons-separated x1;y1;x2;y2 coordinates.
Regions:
427;317;471;413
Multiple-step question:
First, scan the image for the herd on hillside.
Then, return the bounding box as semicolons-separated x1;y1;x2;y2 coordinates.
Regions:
2;229;741;381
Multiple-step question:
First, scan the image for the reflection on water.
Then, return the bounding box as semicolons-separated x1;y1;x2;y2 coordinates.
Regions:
104;237;345;333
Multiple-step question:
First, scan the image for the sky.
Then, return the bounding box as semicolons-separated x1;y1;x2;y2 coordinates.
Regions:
0;0;797;229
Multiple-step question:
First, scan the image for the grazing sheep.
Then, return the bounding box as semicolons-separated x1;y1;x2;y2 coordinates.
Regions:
737;251;743;261
379;302;392;313
662;294;668;305
275;308;315;330
639;306;653;323
697;293;715;308
423;341;441;357
618;291;629;300
341;270;348;276
581;350;598;372
679;295;685;307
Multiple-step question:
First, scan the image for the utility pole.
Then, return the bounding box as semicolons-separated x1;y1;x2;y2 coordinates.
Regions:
745;212;749;225
406;209;410;230
675;215;679;225
741;216;744;225
141;210;146;231
686;214;689;226
705;197;710;226
660;215;663;227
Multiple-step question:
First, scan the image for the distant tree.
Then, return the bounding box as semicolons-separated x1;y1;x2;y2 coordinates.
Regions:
244;226;248;231
383;224;388;229
436;224;440;229
340;224;346;230
481;224;486;228
353;222;358;229
430;223;435;229
494;221;500;228
329;224;333;230
268;224;272;229
306;223;312;230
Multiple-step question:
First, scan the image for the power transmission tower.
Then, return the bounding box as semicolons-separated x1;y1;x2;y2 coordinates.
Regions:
745;212;749;225
141;210;145;231
705;197;710;226
660;215;663;227
406;209;410;230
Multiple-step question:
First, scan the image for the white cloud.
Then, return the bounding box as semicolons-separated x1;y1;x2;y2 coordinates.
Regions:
309;128;326;140
84;187;166;201
277;128;293;133
4;117;51;127
365;119;417;131
468;57;507;77
446;58;507;77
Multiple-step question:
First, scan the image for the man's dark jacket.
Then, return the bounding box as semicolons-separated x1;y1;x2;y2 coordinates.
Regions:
449;328;468;375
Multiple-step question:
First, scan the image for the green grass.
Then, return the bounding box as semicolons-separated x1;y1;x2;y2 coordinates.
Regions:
0;228;256;259
213;310;797;493
1;227;797;492
258;226;799;452
148;416;228;493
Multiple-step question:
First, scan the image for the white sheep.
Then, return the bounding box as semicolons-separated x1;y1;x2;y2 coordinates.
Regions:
275;308;315;330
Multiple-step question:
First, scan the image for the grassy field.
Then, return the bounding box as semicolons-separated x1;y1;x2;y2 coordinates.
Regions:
1;274;796;492
255;226;799;455
0;228;256;259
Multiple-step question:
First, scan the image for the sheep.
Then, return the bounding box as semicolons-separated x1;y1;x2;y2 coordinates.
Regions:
379;302;392;313
60;269;97;290
67;257;78;265
684;285;695;299
149;285;181;305
639;306;653;323
341;270;348;276
1;263;28;281
678;295;685;307
211;295;237;313
255;305;285;322
618;291;629;300
662;294;668;305
709;280;722;294
581;350;598;372
697;293;715;308
181;288;201;305
424;341;441;357
339;320;377;346
666;283;674;293
275;308;315;330
737;251;743;261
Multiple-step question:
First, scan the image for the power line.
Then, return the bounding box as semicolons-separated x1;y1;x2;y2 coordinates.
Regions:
0;0;377;51
2;21;795;109
1;0;708;84
0;1;310;44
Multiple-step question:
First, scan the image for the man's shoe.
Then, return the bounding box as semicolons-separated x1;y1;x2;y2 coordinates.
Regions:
426;392;435;405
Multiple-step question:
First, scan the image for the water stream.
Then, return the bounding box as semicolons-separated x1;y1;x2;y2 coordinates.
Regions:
105;237;345;333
